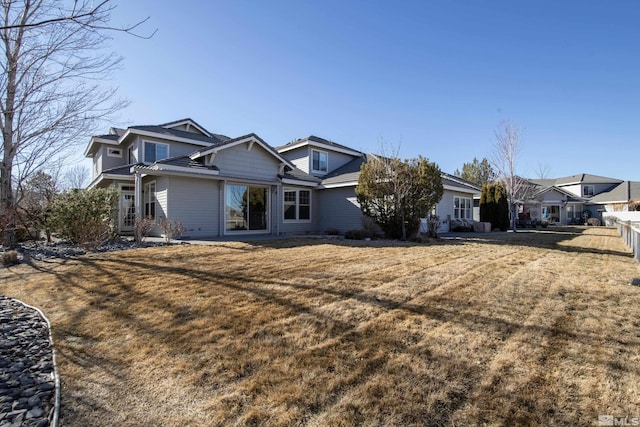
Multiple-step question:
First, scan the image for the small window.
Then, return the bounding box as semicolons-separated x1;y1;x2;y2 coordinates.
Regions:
144;181;156;218
107;148;122;158
144;141;169;163
311;150;328;174
283;189;311;221
583;185;594;197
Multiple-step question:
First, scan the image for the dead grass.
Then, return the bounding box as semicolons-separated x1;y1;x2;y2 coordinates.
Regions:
1;227;640;426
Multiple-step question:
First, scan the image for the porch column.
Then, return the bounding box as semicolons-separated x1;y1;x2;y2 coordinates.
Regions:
134;171;142;220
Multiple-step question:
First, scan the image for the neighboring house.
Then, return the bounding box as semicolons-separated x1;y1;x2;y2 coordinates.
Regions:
85;118;480;238
522;174;640;225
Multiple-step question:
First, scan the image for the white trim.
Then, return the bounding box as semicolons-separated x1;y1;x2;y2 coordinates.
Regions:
281;178;319;187
321;180;359;189
311;149;329;174
83;137;119;156
583;184;595;197
122;128;214;147
107;147;123;158
161;119;211;137
223;183;271;235
144;180;157;219
277;139;362;157
453;196;473;220
282;187;312;223
443;184;480;195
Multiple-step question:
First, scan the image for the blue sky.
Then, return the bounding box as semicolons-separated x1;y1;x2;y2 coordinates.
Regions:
97;1;640;180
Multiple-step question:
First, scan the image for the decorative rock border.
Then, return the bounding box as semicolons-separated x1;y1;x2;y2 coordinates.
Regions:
0;296;59;427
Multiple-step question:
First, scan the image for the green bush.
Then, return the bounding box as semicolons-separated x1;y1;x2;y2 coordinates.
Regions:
480;182;509;231
50;187;119;246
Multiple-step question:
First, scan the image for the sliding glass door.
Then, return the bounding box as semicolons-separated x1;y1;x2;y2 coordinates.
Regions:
225;184;268;232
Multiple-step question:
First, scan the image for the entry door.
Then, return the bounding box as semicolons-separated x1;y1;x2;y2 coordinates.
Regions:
120;192;135;233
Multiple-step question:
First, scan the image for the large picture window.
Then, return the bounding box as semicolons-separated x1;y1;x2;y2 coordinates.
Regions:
454;196;472;219
311;150;328;174
144;181;156;219
284;189;311;221
144;141;169;163
226;184;268;232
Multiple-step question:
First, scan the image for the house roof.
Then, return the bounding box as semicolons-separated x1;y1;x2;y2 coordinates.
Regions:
84;119;232;157
555;173;623;186
531;185;585;202
589;181;640;204
158;118;212;137
441;172;482;193
280;167;322;184
156;155;220;171
276;135;363;156
321;154;370;187
128;125;230;146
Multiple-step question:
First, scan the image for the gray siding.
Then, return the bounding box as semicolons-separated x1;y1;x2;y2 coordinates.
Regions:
214;143;280;180
92;151;102;179
278;186;318;235
279;146;309;174
166;177;220;237
323;149;358;174
436;190;476;233
317;186;364;233
100;145;126;171
138;135;204;160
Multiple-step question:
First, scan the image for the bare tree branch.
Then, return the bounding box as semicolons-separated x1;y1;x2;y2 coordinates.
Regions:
0;0;156;39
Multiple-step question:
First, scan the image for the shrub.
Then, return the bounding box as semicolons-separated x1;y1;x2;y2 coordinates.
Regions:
160;218;186;244
344;229;374;240
325;228;340;236
426;215;440;238
587;218;601;226
2;250;19;266
50;187;119;247
134;216;156;244
630;200;640;211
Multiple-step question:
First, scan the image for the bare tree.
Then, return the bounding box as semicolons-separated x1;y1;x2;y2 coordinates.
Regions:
535;161;552;179
63;164;89;190
490;122;531;231
0;1;149;246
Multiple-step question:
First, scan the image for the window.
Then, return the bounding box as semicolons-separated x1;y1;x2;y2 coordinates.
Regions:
283;189;311;221
583;185;594;197
107;147;122;158
311;150;328;174
225;184;268;232
454;196;472;219
144;141;169;163
144;181;156;218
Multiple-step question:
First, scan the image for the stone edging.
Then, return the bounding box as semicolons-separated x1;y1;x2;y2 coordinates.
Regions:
0;297;60;427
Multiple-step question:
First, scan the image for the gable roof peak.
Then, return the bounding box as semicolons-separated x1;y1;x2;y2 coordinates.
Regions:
158;118;212;137
276;135;363;156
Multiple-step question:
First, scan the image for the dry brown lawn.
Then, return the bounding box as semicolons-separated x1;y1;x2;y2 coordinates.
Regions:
1;227;640;426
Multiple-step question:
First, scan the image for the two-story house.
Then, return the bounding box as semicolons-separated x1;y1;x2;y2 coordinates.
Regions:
85;118;481;238
523;174;640;224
